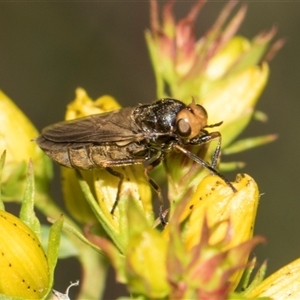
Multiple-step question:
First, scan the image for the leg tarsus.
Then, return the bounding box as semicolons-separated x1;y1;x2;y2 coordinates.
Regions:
106;167;124;216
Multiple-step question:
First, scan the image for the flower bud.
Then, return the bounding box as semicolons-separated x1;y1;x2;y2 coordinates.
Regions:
124;200;169;298
0;210;49;299
185;174;259;250
0;90;52;202
184;173;260;290
125;228;169;298
202;63;269;148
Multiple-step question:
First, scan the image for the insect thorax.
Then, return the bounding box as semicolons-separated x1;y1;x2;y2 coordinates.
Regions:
133;99;186;134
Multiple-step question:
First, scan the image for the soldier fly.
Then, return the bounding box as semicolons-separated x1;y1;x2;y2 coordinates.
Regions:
36;98;236;222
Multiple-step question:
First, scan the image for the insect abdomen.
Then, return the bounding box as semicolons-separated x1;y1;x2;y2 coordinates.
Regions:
37;137;149;170
42;147;92;169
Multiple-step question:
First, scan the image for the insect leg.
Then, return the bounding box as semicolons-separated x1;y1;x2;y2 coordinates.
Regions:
100;157;147;216
145;153;167;225
105;167;124;216
209;132;222;169
174;144;237;192
191;131;222;169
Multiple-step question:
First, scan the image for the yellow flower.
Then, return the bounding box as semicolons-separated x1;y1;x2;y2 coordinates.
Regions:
184;174;260;291
158;173;262;298
0;210;49;299
61;88;121;224
184;174;259;251
85;174;263;299
61;88;153;235
0;90;52;202
244;258;300;299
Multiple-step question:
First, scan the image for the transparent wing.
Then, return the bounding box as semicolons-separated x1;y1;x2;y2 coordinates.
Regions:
38;107;143;144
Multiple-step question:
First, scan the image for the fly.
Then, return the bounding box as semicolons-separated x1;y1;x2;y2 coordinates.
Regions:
36;98;237;222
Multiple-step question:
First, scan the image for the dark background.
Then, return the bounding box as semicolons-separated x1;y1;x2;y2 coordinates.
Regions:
0;1;299;299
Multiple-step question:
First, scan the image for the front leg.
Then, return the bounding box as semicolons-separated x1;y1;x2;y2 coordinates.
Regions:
190;131;222;169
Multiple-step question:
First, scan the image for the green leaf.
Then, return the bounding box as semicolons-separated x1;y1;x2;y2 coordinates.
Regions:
219;161;246;172
46;215;64;298
236;256;257;292
242;261;268;297
253;110;268;122
61;221;105;257
41;224;79;259
223;134;278;155
19;160;41;238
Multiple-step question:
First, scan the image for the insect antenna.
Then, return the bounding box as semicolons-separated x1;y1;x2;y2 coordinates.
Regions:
174;144;237;193
204;121;223;129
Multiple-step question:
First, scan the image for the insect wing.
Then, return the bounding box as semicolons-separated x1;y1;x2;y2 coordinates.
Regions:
38;107;143;144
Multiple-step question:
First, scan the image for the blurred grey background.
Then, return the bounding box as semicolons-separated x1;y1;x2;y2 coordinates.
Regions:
0;1;299;299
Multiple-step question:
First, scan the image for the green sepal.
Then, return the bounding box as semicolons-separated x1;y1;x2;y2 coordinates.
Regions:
41;224;79;259
219;161;246;172
45;215;64;299
223;134;278;155
61;221;105;257
241;261;268;297
19;160;41;239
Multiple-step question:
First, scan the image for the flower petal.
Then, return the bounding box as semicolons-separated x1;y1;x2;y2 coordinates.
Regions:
246;258;300;299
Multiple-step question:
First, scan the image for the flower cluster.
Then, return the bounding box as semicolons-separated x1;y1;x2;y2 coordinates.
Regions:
1;1;298;300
